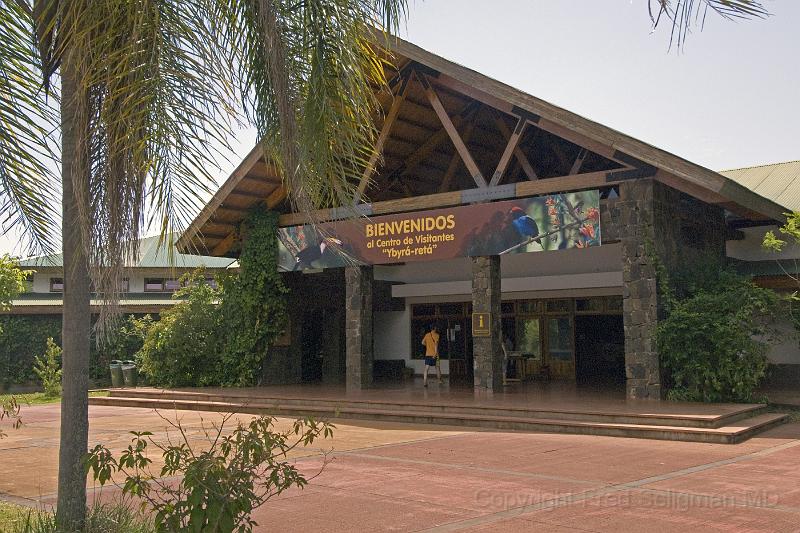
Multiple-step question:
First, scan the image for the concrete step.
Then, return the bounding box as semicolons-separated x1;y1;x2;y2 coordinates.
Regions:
105;388;765;429
89;395;789;444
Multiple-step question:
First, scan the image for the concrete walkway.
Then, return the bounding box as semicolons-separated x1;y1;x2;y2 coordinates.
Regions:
2;403;800;532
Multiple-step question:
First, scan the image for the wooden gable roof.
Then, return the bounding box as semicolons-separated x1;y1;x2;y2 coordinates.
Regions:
177;34;785;257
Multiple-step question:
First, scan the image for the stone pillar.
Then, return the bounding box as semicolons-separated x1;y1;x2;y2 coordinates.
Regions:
345;265;373;391
618;179;726;400
618;180;661;400
471;255;502;391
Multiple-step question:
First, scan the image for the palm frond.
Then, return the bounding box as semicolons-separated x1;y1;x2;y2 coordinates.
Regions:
0;0;59;254
58;0;240;336
231;0;408;217
650;0;769;49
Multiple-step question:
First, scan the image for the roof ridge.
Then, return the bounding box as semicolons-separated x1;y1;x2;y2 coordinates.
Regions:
720;160;800;173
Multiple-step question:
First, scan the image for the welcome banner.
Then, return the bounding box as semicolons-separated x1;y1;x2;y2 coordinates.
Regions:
277;190;601;272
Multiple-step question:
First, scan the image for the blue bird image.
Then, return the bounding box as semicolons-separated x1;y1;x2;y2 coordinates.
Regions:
508;206;539;239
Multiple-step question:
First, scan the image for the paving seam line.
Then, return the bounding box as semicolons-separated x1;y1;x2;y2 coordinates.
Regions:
420;438;800;532
334;451;601;486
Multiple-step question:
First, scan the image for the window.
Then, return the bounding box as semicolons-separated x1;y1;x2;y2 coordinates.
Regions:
606;297;623;313
164;279;181;292
545;299;571;313
575;298;604;313
49;278;64;292
518;300;540;314
24;274;34;292
120;278;130;292
205;278;218;289
144;278;164;292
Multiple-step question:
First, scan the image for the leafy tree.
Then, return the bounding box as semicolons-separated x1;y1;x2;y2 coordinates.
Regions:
0;255;29;315
137;272;224;388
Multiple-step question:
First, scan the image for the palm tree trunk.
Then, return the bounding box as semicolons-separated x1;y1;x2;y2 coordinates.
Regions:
56;43;91;530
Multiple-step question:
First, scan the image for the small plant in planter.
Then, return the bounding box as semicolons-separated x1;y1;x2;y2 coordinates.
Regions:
86;413;334;533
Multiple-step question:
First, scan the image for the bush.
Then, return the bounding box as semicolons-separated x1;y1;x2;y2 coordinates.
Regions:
136;273;223;387
33;338;62;398
93;315;154;384
0;314;151;388
87;414;333;533
0;316;62;387
137;208;288;387
658;267;779;403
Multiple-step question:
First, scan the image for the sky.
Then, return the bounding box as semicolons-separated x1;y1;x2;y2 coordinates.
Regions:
2;0;798;256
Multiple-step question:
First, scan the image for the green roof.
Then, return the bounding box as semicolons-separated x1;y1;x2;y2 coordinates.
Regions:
20;234;236;269
720;161;800;213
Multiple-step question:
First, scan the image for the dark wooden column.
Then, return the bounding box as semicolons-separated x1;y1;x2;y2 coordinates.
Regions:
471;255;502;391
345;265;374;390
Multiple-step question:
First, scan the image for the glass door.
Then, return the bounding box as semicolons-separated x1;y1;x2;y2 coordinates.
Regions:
516;317;542;377
545;316;574;379
446;317;470;385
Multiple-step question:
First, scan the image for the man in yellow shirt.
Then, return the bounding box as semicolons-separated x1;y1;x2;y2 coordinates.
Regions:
421;324;442;387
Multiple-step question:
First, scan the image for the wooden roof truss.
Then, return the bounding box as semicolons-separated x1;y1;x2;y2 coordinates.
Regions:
177;37;785;257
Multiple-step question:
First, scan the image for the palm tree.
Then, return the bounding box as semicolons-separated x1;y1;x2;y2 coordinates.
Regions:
2;0;408;528
0;0;766;528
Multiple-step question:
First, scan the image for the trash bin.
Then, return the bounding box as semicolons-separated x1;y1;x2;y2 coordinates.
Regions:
109;360;124;388
121;360;138;388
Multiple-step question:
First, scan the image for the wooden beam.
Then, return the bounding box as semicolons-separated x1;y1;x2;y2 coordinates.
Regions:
439;121;476;193
356;75;410;198
279;169;623;227
266;186;287;208
492;113;537;181
400;102;478;176
211;185;286;258
569;148;588;175
417;71;487;188
489;117;526;186
211;232;236;256
248;161;281;181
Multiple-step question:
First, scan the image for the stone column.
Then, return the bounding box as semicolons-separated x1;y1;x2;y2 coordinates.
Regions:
618;180;661;400
345;265;373;391
471;255;502;391
618;179;726;400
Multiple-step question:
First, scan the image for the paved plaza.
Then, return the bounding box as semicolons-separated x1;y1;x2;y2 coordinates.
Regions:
2;403;800;532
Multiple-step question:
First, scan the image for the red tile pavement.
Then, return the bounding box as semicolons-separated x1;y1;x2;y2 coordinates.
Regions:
3;404;800;532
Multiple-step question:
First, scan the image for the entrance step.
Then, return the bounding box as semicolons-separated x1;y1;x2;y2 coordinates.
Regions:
90;390;789;444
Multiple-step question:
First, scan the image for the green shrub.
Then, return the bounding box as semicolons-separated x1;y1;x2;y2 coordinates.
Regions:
33;338;62;398
87;415;333;533
658;267;779;403
137;208;288;387
93;314;154;384
136;272;223;387
0;314;151;388
0;316;62;387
